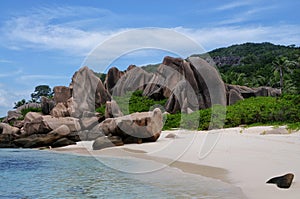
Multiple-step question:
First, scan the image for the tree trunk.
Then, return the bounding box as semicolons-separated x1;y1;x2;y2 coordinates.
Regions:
279;66;284;91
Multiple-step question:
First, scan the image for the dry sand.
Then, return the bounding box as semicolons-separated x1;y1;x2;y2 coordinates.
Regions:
54;126;300;199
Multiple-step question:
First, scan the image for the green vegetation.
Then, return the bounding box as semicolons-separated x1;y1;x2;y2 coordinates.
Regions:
114;90;167;115
95;105;106;116
13;85;53;110
14;99;26;108
163;95;300;130
141;63;160;73
31;85;53;102
96;90;168;116
194;42;300;94
94;72;106;83
20;107;42;118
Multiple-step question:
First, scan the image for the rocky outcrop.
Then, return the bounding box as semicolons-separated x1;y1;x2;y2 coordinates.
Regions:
53;86;72;104
104;67;124;94
112;66;153;96
92;136;124;150
23;113;81;135
105;100;123;119
93;108;163;150
5;103;41;124
0;134;17;148
143;56;226;113
51;138;76;148
226;84;281;104
41;96;55;115
14;125;72;148
267;173;294;189
70;66;111;118
261;128;289;135
50;103;69;117
0;123;20;135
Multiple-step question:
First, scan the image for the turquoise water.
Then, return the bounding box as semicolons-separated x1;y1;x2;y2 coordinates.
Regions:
0;149;245;199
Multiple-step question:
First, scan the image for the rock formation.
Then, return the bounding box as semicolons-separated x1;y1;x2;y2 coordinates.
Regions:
266;173;294;189
143;56;226;113
104;67;124;94
112;66;153;96
92;108;163;150
70;66;111;118
0;55;283;149
226;84;281;105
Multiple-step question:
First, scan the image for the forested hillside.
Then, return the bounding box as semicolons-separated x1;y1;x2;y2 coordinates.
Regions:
193;42;300;94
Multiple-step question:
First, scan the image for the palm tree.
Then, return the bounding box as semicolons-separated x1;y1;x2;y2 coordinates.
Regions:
272;56;297;93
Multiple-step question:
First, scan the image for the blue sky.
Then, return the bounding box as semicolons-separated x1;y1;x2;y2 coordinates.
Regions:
0;0;300;116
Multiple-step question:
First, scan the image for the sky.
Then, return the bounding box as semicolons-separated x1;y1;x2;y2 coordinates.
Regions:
0;0;300;117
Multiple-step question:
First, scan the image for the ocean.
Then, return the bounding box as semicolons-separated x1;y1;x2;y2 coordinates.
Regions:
0;149;245;199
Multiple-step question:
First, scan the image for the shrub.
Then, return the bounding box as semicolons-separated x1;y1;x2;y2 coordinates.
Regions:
163;95;300;130
114;90;167;115
21;107;42;117
95;105;106;116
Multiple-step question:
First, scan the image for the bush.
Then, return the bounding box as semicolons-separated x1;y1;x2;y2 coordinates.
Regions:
21;107;42;118
163;95;300;130
225;95;300;127
95;105;106;116
114;90;167;115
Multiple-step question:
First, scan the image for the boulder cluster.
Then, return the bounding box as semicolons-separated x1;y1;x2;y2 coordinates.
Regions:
0;56;280;149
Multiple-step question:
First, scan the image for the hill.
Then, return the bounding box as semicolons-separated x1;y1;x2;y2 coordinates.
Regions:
193;42;300;93
140;42;300;94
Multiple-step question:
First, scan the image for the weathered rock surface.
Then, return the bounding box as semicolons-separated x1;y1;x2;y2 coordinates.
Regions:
266;173;294;189
105;100;123;118
16;103;41;112
50;103;69;117
112;66;153;96
51;138;76;148
261;128;289;135
0;134;17;148
226;84;281;104
41;96;55;115
143;56;226;113
23;113;81;135
92;136;115;150
14;125;71;148
70;66;111;117
5;103;41;123
80;116;99;130
0;123;20;135
94;108;163;149
6;110;22;123
92;136;124;150
53;86;72;104
104;67;124;94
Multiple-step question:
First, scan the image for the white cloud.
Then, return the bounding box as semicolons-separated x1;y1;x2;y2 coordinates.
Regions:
19;75;69;81
0;59;13;63
217;5;277;25
1;6;117;56
216;1;251;11
175;25;300;51
0;69;22;77
1;5;300;62
0;87;32;116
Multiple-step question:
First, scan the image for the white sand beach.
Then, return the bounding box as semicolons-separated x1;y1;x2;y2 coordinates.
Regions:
54;126;300;199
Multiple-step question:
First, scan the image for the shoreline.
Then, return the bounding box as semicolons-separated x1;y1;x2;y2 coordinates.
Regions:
53;126;300;199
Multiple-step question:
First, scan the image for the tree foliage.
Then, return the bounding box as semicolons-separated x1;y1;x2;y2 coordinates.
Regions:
31;85;53;102
192;42;300;94
13;99;26;108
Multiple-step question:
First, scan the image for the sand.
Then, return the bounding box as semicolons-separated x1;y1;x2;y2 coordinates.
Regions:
54;126;300;199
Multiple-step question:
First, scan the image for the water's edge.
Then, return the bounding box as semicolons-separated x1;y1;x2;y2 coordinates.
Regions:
0;149;246;198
